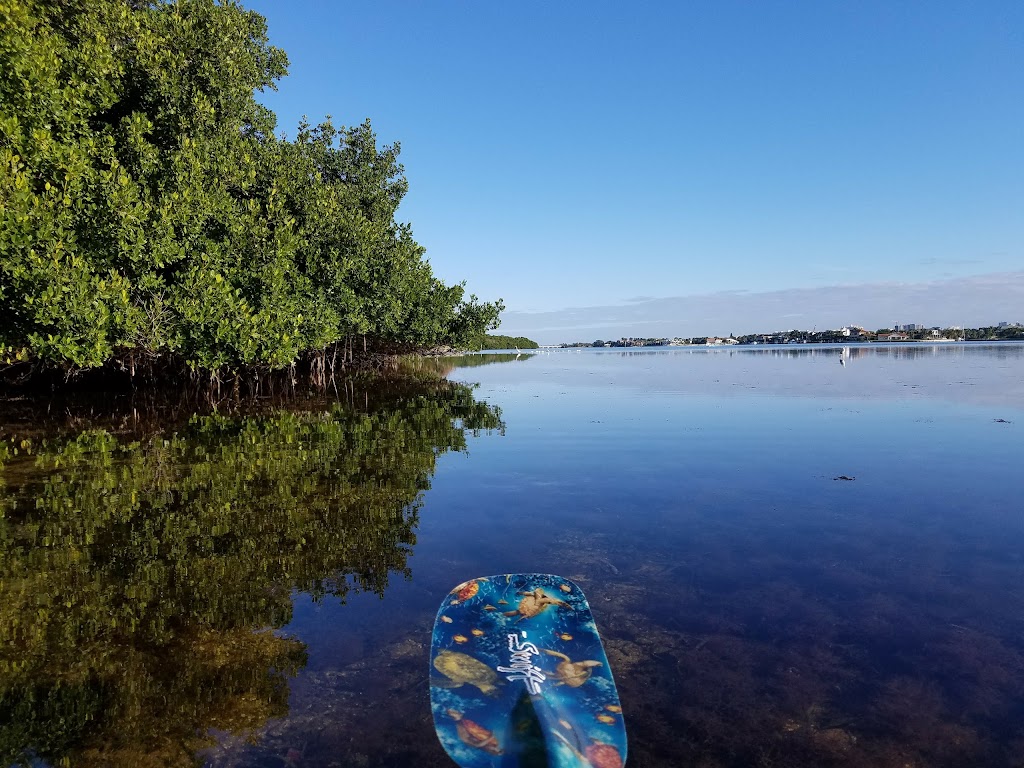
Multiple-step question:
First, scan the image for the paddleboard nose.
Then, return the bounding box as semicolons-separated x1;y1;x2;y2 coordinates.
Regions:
430;573;627;767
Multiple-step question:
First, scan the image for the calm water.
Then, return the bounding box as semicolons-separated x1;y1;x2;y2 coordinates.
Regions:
2;344;1023;767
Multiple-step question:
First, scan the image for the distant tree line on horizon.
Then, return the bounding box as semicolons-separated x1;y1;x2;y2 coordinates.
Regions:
561;324;1024;348
0;0;503;389
476;335;538;350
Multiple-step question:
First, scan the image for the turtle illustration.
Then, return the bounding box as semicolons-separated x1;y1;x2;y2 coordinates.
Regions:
585;742;624;768
541;649;603;687
433;650;500;696
450;579;481;604
503;588;570;622
552;731;623;768
447;709;502;755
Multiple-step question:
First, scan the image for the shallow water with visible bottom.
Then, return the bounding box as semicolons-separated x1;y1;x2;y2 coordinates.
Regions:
2;343;1022;767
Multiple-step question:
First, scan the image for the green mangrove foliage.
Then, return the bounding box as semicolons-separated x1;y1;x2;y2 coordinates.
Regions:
0;0;502;382
0;382;503;766
477;334;539;350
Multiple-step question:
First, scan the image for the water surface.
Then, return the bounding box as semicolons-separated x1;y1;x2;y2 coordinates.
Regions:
2;344;1022;767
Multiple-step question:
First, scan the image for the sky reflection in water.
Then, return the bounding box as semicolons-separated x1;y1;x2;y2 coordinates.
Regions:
266;344;1024;767
421;344;1024;767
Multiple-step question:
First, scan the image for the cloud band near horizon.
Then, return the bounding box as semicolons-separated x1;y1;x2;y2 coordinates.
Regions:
498;271;1024;344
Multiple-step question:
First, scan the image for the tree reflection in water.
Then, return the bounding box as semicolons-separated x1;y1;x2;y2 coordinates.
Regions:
0;381;503;767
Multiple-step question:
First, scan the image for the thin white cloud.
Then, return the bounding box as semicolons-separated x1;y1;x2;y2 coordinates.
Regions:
499;271;1024;344
918;256;983;266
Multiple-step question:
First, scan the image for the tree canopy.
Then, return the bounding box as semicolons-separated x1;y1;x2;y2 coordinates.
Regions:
477;334;538;350
0;0;502;383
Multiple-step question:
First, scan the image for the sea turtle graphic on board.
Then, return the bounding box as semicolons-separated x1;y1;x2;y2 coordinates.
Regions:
541;649;603;687
446;709;503;755
449;578;482;604
504;588;570;622
433;650;500;696
585;741;625;768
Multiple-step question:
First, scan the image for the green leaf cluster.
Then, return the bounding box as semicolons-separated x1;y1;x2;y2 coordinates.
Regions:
0;0;502;379
476;334;539;350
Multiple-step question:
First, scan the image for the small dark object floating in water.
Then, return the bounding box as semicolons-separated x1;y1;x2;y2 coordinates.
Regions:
993;418;1012;423
833;475;856;481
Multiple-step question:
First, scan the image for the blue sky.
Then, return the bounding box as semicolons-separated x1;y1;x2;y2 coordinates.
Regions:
245;1;1022;342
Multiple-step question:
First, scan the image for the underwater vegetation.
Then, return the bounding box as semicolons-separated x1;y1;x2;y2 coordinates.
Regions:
568;515;1024;768
3;346;1023;766
202;517;1024;768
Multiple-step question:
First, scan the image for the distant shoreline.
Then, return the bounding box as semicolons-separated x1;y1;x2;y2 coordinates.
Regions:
556;325;1023;349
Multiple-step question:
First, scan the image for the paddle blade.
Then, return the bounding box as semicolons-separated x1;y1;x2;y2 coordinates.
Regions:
430;574;627;767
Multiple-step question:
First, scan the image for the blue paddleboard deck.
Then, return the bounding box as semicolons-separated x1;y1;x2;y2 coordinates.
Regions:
430;574;626;768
